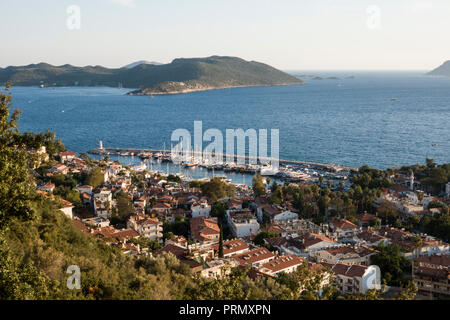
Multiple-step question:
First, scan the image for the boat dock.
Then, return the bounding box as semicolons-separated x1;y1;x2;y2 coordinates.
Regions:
87;147;358;172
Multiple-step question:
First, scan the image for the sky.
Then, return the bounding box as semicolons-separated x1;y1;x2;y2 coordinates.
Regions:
1;0;449;70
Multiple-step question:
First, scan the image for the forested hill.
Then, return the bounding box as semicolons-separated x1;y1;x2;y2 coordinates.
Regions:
0;56;304;95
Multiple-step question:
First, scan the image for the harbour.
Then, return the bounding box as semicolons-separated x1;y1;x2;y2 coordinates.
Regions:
87;145;356;188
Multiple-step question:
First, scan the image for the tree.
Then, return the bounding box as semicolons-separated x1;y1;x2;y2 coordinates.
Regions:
85;167;104;188
200;178;235;201
167;174;181;183
0;237;52;299
163;216;189;238
426;158;436;169
218;224;224;258
276;262;336;300
0;84;36;229
0;85;59;299
348;283;387;300
253;231;279;247
129;236;162;252
421;211;450;243
64;189;82;208
376;201;399;225
211;201;226;224
416;191;424;202
370;217;381;229
396;281;417;300
252;174;265;196
112;191;134;225
319;175;324;185
370;242;411;286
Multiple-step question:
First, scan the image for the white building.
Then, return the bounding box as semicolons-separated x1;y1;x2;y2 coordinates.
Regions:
59;151;76;163
273;210;298;223
127;216;163;242
329;219;360;240
191;199;211;218
131;164;147;172
108;163;123;176
77;185;93;195
93;190;113;219
310;245;376;266
321;262;380;295
227;209;260;238
267;234;340;258
59;200;74;219
38;182;55;193
200;259;238;278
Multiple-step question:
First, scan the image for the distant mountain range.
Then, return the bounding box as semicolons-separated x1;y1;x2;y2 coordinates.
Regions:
123;60;163;69
0;56;304;95
428;60;450;76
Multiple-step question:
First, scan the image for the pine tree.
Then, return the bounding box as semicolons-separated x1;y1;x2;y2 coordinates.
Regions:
252;174;265;196
218;224;224;258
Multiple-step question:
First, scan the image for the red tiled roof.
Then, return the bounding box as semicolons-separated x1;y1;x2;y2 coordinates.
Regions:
60;151;76;157
357;212;375;224
265;236;289;247
72;219;91;235
82;193;91;199
212;239;249;256
263;223;284;235
414;254;450;267
357;230;387;243
153;202;171;209
261;255;304;273
389;184;410;193
190;217;220;242
321;262;368;278
331;218;358;230
233;247;275;266
261;204;281;216
112;229;139;242
295;233;335;249
157;244;187;258
136;218;160;226
415;266;449;280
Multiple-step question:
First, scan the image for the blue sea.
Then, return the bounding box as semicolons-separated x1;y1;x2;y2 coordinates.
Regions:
8;71;450;170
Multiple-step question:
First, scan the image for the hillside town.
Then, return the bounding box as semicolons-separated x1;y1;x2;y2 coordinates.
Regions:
31;146;450;299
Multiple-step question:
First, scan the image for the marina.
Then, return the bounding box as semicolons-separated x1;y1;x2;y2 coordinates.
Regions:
88;146;357;172
88;145;356;187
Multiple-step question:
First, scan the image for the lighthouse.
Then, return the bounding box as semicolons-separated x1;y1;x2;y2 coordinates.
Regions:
409;171;415;191
99;140;104;150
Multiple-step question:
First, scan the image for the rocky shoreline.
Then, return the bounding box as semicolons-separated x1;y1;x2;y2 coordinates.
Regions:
127;82;305;96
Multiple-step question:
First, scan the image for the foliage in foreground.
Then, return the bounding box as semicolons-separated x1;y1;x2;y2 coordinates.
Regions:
0;85;417;300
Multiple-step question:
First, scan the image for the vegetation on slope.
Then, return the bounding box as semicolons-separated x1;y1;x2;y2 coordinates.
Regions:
0;56;304;94
0;84;335;300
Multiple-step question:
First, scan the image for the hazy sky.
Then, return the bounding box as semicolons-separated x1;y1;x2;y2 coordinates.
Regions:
1;0;449;70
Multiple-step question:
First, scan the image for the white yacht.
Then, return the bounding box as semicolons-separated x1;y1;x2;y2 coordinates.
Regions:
260;164;279;176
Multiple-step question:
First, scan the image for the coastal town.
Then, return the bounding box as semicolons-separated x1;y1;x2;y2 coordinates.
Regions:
30;143;450;299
